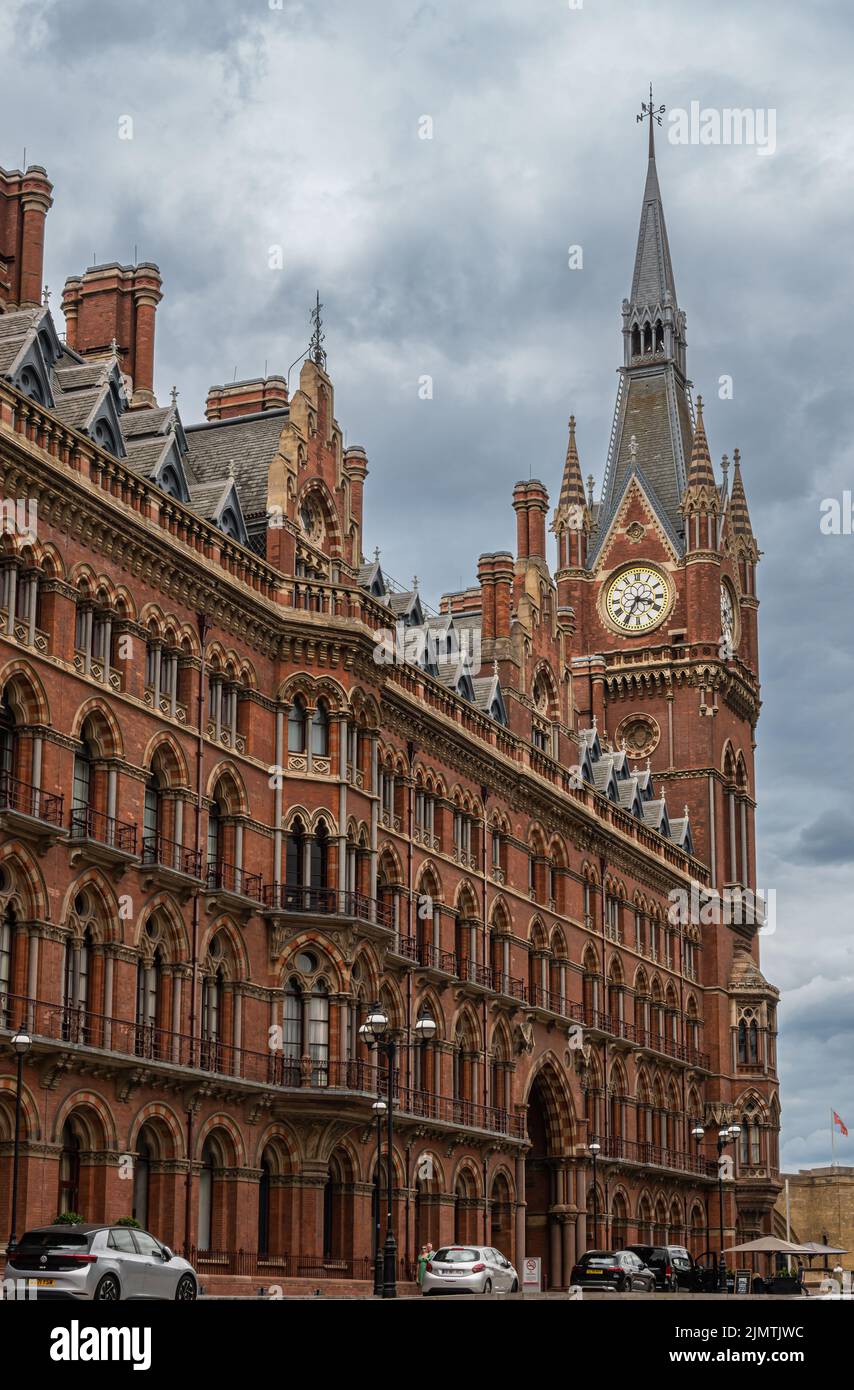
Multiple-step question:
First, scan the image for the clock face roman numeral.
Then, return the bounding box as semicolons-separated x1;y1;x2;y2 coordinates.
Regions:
605;566;669;632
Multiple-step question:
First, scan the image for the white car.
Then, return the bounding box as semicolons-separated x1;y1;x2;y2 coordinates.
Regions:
4;1223;198;1300
421;1245;519;1295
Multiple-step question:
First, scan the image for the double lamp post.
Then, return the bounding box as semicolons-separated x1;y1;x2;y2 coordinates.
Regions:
360;1005;437;1299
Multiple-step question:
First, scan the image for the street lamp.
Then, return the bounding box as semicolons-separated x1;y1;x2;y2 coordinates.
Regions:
692;1125;710;1281
588;1138;601;1247
371;1097;388;1295
367;1005;437;1298
360;1017;388;1296
714;1125;741;1292
8;1026;32;1248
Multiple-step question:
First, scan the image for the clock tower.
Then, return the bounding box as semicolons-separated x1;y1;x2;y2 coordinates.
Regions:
555;90;780;1233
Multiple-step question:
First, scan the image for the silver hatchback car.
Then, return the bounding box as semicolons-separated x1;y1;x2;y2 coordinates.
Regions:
422;1245;519;1295
4;1223;199;1300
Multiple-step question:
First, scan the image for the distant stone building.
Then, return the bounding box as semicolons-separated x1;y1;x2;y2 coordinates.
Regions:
778;1169;854;1271
0;109;780;1293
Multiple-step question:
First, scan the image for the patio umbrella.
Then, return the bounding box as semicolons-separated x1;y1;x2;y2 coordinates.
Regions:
797;1241;847;1255
723;1236;807;1254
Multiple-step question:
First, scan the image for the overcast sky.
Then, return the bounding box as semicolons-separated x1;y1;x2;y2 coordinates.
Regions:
4;0;852;1172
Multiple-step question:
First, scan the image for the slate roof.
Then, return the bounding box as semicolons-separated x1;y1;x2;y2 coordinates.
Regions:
184;410;289;520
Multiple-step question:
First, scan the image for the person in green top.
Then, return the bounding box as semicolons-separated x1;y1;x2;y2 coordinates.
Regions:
417;1244;434;1285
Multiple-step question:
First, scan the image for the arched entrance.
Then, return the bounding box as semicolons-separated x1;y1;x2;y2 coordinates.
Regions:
525;1065;573;1289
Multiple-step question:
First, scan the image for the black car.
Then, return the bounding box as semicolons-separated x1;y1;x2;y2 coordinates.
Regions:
624;1244;701;1291
569;1249;656;1292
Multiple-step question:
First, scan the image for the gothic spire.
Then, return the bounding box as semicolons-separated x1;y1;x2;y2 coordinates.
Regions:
685;395;717;491
595;92;693;558
631;84;677;316
729;449;755;539
557;414;587;514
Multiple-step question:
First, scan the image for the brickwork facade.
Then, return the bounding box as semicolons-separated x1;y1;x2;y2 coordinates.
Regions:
0;127;780;1293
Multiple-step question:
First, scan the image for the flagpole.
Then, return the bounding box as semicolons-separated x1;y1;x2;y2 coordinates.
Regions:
831;1108;836;1169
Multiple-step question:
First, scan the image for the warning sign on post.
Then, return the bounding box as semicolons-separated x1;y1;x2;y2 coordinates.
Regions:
522;1257;542;1292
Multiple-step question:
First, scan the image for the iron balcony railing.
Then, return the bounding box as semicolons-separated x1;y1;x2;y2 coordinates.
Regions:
141;833;202;879
205;860;263;901
260;885;395;929
0;993;525;1140
600;1133;717;1179
590;1010;709;1070
0;771;64;825
68;804;137;853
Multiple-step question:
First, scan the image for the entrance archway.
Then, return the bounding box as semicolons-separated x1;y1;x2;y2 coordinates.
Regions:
524;1063;573;1289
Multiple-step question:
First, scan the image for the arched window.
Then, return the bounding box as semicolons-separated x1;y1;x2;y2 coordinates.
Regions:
72;729;94;818
282;961;330;1085
135;931;163;1058
0;689;16;780
311;701;329;757
143;769;162;844
739;1103;762;1167
310;821;329;889
288;697;307;754
198;1139;216;1251
258;1158;271;1255
207;793;224;871
0;902;16;1025
63;924;92;1039
201;946;224;1071
58;1120;82;1217
286;817;305;896
133;1137;152;1227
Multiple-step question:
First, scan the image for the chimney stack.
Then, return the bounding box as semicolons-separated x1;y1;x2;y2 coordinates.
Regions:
204;376;289;421
0;163;53;309
61;261;163;407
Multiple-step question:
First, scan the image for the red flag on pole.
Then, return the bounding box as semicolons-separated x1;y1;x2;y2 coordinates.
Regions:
833;1111;849;1137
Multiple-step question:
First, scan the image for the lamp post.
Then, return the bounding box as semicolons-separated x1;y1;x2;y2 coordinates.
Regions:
713;1124;741;1292
692;1124;710;1284
371;1096;387;1295
8;1027;32;1247
366;1004;437;1298
588;1138;601;1247
359;1019;387;1297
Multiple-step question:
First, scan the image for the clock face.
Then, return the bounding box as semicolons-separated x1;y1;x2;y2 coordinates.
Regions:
721;582;737;649
604;564;671;633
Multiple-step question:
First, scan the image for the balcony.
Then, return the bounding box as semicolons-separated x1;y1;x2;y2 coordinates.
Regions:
68;805;138;870
588;1010;710;1070
0;993;525;1142
261;885;395;931
0;772;65;846
600;1134;716;1180
141;834;203;893
529;984;584;1021
205;860;263;913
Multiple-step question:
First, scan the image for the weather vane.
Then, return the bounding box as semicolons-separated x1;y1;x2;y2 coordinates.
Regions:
309;290;327;369
637;82;665;157
637;83;665;131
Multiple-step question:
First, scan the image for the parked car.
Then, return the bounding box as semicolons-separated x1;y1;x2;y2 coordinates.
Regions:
4;1224;198;1300
421;1245;519;1295
624;1244;702;1292
569;1249;656;1292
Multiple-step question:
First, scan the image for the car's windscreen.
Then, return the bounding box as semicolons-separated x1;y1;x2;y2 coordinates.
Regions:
17;1231;90;1250
434;1248;479;1263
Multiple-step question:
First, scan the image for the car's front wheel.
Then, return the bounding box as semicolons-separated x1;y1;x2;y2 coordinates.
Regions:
483;1278;493;1294
624;1277;635;1292
510;1278;519;1292
175;1274;197;1302
94;1274;121;1301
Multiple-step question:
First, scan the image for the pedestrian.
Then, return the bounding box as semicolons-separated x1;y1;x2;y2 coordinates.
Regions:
416;1244;432;1285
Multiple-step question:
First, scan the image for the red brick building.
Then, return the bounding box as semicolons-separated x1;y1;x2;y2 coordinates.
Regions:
0;123;780;1293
